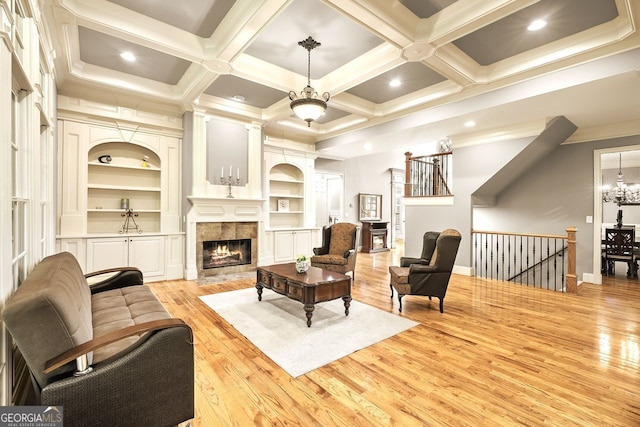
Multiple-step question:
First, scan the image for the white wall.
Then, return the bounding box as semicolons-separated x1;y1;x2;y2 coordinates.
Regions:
316;150;406;236
404;138;531;268
473;134;640;280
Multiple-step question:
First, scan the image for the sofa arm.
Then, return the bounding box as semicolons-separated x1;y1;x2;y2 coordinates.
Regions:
86;267;143;294
44;318;192;374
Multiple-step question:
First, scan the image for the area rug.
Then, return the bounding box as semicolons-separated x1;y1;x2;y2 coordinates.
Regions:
199;288;419;377
195;271;255;285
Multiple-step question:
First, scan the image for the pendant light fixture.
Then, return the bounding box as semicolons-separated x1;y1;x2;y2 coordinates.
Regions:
289;36;330;127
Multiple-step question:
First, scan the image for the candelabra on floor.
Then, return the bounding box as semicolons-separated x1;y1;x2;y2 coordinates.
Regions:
119;208;143;234
220;175;240;198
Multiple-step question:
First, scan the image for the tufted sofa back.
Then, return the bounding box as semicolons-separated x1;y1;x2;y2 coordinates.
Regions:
2;252;93;388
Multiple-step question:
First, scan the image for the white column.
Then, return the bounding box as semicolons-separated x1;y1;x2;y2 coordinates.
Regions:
191;109;208;197
246;121;263;199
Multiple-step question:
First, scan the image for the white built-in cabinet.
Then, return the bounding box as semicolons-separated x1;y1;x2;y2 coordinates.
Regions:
87;236;165;281
263;147;320;264
273;230;311;263
56;118;183;282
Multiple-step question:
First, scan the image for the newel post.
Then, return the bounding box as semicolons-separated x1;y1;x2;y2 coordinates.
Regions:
565;226;578;294
404;152;412;197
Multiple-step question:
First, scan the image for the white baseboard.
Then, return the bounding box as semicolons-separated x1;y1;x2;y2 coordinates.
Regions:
453;265;473;276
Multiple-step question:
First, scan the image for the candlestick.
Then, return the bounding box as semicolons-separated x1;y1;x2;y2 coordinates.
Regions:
220;166;223;179
237;168;240;180
229;165;232;177
220;174;241;198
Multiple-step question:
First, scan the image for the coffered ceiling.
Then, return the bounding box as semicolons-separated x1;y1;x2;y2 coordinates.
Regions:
41;0;640;158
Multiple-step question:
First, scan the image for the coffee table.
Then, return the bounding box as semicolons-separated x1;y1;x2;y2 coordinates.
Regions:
256;263;352;327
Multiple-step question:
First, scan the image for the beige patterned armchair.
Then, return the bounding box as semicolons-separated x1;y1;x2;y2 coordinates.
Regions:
311;222;360;279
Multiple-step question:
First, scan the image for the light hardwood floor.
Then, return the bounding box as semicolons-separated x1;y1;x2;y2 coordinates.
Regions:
149;246;640;426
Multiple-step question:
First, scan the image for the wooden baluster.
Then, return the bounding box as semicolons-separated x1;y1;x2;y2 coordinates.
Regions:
404;152;412;197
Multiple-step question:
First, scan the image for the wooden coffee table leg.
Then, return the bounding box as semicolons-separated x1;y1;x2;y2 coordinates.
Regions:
256;284;263;301
304;304;314;327
342;295;351;316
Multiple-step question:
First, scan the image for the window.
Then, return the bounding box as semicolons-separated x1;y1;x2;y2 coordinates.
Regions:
11;90;27;291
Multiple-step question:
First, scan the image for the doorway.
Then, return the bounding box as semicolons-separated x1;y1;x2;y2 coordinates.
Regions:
594;146;640;285
389;168;405;248
315;172;344;227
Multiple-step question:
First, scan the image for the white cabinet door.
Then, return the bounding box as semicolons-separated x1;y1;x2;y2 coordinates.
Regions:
87;237;129;272
128;235;165;279
86;235;165;281
294;230;311;258
273;231;295;263
273;230;311;263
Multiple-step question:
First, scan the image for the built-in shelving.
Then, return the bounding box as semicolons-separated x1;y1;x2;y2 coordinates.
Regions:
87;142;162;234
268;164;305;229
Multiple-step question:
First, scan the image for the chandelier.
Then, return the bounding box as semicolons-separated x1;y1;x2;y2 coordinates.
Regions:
602;153;640;205
289;36;330;127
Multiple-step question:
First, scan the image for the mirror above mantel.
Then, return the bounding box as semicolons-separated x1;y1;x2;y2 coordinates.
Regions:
359;193;382;221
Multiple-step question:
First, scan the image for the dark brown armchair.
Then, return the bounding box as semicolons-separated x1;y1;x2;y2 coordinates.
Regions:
400;231;440;267
311;222;360;279
389;229;462;313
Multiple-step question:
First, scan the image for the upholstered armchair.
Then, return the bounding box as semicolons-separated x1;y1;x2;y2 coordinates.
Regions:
311;222;360;279
389;229;462;313
400;231;440;267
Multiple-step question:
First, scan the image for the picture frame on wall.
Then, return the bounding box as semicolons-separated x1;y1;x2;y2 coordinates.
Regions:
359;193;382;221
278;199;290;212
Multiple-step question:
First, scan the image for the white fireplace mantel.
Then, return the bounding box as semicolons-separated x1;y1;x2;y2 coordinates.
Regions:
187;196;265;222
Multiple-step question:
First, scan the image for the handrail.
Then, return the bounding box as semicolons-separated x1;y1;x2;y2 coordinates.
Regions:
404;151;453;197
473;230;567;240
472;227;578;294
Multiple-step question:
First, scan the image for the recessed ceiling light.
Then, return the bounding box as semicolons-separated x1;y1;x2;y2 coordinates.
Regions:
120;51;136;62
464;120;476;128
232;95;246;102
527;19;547;31
389;79;401;88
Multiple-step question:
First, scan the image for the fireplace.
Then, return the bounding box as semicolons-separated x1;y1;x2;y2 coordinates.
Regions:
203;238;251;269
195;221;258;278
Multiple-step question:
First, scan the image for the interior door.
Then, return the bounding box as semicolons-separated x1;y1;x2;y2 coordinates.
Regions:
389;168;405;248
315;172;344;227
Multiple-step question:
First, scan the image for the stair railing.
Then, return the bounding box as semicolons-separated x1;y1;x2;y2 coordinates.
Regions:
472;227;578;293
404;151;452;197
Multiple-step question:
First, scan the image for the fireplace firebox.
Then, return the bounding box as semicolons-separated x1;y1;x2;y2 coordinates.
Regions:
203;239;251;269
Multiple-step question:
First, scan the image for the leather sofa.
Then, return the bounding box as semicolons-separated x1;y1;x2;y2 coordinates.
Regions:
2;252;194;427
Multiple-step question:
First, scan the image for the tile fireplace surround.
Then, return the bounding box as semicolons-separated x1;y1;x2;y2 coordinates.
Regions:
185;197;263;280
196;222;257;278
